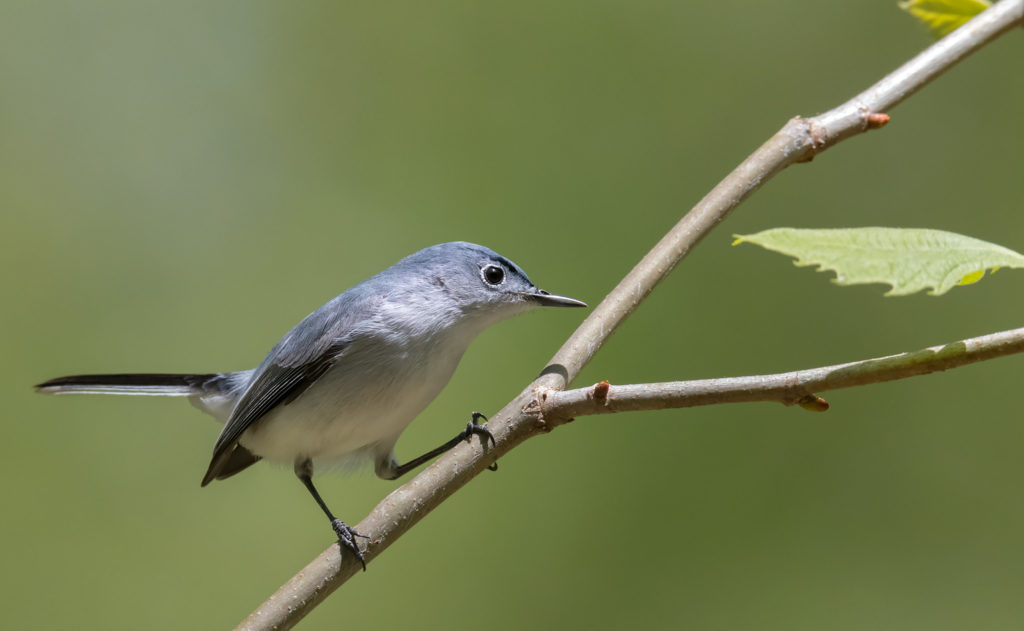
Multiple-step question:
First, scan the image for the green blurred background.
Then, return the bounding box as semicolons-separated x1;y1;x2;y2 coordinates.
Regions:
2;1;1023;629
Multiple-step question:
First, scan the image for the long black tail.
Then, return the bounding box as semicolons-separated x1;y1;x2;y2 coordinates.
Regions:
35;373;224;397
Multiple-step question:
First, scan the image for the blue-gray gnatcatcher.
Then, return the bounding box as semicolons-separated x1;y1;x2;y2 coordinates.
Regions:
36;242;585;568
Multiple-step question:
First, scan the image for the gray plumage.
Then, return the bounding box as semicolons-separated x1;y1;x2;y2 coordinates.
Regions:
36;242;585;567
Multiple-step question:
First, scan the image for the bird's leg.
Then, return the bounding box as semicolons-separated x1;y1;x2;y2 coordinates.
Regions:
386;411;498;479
294;459;369;571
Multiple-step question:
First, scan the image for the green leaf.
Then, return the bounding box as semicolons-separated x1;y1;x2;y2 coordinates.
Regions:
899;0;991;38
732;227;1024;296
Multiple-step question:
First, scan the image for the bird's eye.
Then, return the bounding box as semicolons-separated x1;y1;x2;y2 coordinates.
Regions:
481;264;505;286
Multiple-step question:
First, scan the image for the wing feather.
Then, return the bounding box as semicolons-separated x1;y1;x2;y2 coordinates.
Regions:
199;289;381;485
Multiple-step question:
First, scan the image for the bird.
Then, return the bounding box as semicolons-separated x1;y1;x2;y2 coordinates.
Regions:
35;242;586;569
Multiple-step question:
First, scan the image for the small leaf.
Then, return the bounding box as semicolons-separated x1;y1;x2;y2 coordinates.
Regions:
956;269;985;285
733;227;1024;296
899;0;991;38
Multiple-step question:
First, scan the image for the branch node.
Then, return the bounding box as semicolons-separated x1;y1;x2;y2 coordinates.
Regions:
796;394;830;412
794;116;826;163
525;389;554;431
591;380;611;404
865;112;891;129
522;399;541;415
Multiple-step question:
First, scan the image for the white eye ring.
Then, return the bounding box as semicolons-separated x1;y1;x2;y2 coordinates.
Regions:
480;264;505;286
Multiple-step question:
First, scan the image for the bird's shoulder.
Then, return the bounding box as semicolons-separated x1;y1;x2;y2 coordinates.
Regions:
266;284;386;370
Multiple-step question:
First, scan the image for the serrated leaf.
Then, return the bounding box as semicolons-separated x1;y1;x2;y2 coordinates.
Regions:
732;227;1024;296
899;0;991;38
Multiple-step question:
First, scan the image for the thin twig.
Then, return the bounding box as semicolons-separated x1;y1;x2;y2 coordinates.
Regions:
237;3;1024;629
539;325;1024;419
536;0;1024;394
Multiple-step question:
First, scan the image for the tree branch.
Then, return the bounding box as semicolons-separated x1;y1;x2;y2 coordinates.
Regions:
538;325;1024;420
237;3;1023;629
536;0;1023;395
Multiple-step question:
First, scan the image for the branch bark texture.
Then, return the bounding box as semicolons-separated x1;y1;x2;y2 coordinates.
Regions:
539;325;1024;419
238;3;1023;629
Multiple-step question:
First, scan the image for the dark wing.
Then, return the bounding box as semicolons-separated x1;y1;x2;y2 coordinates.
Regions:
200;290;380;486
200;348;343;486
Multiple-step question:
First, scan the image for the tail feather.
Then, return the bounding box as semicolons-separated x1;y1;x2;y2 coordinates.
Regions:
35;373;222;396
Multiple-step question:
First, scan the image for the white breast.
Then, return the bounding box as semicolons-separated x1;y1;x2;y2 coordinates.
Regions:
233;298;482;469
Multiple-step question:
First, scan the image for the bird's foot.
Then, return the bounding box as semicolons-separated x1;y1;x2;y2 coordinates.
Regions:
331;519;369;571
465;412;498;471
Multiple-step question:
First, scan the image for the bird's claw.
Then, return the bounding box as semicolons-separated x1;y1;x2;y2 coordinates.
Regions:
464;412;496;447
466;412;498;472
331;518;369;571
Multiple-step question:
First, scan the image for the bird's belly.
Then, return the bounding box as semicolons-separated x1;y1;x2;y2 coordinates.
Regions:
236;356;455;466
